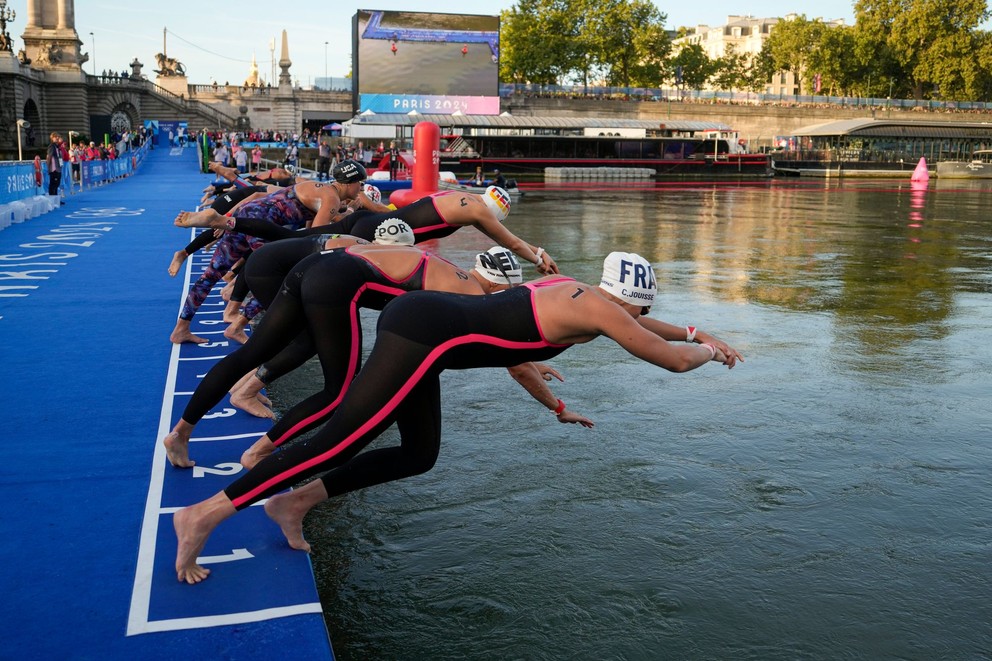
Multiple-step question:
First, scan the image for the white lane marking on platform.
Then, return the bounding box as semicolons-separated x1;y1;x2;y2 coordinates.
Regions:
198;548;254;564
127;228;322;637
138;604;324;635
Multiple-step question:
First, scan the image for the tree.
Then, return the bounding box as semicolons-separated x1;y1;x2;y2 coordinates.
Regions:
499;0;587;85
710;44;751;91
854;0;991;100
809;24;859;96
745;44;779;94
583;0;671;88
670;43;713;91
762;15;831;94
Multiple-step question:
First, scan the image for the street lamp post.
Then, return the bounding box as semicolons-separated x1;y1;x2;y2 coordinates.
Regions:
324;41;328;90
90;31;96;76
0;1;17;53
16;119;30;161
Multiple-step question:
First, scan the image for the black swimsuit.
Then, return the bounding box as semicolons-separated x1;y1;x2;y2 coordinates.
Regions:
223;282;572;510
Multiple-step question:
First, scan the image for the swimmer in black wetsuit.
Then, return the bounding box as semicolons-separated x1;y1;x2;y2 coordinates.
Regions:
173;251;744;583
163;243;589;469
176;185;560;276
219;183;391;338
223;218;414;407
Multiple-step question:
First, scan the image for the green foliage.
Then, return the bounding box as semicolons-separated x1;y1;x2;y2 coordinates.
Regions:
500;0;669;87
497;0;992;102
671;43;714;90
710;44;753;91
499;0;587;85
762;14;833;93
853;0;991;99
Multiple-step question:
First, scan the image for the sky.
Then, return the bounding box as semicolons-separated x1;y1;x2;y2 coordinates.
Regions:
5;1;857;85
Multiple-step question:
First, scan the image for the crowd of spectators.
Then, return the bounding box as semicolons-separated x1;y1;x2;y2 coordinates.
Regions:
200;128;321;147
60;126;155;182
204;129;393;176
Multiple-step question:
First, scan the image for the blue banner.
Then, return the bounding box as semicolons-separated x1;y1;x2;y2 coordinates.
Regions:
0;162;40;205
80;157;134;187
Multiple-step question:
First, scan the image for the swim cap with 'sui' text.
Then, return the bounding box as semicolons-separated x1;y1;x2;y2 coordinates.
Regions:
482;185;511;221
362;183;382;204
599;251;656;307
474;246;522;284
372;218;415;245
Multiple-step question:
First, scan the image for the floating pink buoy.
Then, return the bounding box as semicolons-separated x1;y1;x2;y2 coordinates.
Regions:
911;157;929;183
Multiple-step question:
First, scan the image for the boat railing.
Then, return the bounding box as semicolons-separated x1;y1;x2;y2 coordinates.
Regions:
774;148;940;164
441;136;479;157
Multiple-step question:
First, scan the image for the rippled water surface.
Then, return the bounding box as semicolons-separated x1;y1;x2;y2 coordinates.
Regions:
270;179;992;660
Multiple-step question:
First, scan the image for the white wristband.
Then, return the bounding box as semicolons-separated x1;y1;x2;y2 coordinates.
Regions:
534;247;544;265
686;325;697;342
700;343;717;360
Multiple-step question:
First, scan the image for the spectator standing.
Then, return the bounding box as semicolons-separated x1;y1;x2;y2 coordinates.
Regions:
84;141;100;161
70;142;82;183
46;132;64;199
234;144;249;173
284;142;298;170
388;140;401;180
252;145;263;172
317;139;331;181
214;142;230;167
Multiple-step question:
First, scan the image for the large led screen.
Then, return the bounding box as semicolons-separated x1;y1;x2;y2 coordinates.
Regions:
353;9;500;115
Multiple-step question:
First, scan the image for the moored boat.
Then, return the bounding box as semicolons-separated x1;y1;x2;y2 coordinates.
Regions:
436;177;524;199
935;150;992;179
344;114;771;178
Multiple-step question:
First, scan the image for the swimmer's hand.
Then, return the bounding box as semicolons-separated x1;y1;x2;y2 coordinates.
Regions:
558;409;594;428
533;362;563;383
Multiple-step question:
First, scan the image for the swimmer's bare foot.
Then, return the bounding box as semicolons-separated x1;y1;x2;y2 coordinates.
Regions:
175;208;226;229
220;280;236;302
232;374;271;409
264;491;313;552
163;430;195;468
241;436;277;468
224;318;249;345
174;492;237;584
168;250;188;277
231;387;273;419
229;369;256;395
222;299;241;323
208;161;239;181
170;319;208;344
170;330;209;344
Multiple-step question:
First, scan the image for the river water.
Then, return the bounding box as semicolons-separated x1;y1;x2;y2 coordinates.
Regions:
269;178;992;660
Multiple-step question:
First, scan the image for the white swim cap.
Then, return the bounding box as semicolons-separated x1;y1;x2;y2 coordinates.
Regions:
372;218;415;246
362;183;382;204
482;185;511;222
598;251;656;307
474;246;522;284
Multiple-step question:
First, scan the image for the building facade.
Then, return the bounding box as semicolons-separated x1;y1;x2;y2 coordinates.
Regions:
672;14;846;96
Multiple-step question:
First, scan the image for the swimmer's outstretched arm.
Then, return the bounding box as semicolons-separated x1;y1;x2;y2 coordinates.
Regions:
637;316;744;368
506;362;594;428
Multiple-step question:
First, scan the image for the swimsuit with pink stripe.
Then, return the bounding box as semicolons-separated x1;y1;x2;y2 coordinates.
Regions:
224;282;572;510
178;248;430;435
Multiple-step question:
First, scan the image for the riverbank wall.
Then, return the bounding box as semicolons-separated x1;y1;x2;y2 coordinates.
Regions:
501;95;992;149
